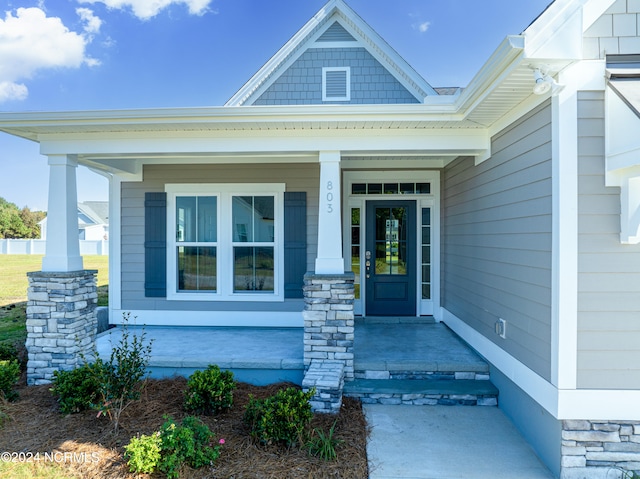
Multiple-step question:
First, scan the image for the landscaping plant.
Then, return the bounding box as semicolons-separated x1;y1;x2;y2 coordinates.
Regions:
86;312;153;432
184;364;236;415
307;419;344;461
0;359;20;401
50;364;100;414
123;432;162;474
244;386;315;447
124;415;223;478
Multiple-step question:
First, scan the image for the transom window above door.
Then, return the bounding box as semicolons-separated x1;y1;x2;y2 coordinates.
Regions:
351;182;431;195
166;184;285;302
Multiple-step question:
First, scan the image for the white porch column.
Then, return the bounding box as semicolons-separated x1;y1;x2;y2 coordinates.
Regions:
42;154;83;272
315;151;344;274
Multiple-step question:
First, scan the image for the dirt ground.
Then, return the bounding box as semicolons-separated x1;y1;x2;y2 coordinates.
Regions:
0;377;369;479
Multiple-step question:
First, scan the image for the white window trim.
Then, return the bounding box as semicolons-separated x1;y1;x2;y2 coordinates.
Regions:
322;67;351;102
166;183;285;302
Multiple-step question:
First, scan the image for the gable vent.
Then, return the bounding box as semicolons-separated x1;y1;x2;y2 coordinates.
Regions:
323;67;350;101
318;21;356;42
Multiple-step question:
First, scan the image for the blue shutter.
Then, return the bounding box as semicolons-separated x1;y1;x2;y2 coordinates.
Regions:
144;192;167;297
284;192;307;299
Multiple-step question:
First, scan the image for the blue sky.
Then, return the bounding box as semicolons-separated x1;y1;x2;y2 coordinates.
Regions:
0;0;551;211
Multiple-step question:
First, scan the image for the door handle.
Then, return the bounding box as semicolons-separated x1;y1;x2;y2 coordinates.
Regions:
365;251;371;278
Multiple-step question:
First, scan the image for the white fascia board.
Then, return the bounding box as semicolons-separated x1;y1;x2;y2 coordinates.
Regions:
523;0;584;61
38;127;489;158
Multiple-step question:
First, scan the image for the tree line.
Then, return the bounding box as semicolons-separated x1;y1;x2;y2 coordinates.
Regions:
0;197;46;239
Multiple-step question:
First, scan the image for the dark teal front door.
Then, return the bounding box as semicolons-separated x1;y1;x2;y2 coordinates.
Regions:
365;201;416;316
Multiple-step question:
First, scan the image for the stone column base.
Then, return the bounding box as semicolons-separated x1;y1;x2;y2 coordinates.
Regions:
26;270;98;385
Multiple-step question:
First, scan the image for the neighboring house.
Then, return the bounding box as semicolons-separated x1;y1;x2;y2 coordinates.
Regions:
39;201;109;241
1;0;640;477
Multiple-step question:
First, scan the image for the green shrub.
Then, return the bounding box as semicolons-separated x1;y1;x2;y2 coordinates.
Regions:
184;365;236;415
244;387;315;447
86;312;153;432
307;419;344;461
50;364;100;414
124;432;162;474
0;343;19;363
0;359;20;401
158;415;222;479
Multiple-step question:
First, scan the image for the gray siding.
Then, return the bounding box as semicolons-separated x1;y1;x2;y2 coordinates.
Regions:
254;47;420;105
577;91;640;389
442;102;553;380
120;163;319;312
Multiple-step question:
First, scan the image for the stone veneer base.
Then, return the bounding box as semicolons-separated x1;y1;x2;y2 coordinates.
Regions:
26;270;98;385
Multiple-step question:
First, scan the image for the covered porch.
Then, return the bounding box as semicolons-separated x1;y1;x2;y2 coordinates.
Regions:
95;317;497;405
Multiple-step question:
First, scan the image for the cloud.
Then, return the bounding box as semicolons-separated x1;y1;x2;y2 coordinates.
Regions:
416;21;430;33
78;0;212;20
76;7;102;35
0;7;97;102
0;82;28;102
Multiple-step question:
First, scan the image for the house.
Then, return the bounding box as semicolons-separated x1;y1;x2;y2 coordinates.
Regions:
39;201;109;241
1;0;640;477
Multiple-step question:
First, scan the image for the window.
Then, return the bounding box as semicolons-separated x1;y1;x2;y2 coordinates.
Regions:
166;184;285;301
323;67;350;102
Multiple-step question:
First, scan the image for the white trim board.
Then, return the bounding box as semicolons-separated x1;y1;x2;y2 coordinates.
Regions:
443;307;640;420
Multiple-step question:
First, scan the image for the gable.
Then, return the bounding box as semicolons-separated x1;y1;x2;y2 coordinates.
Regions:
253;44;421;105
226;1;436;106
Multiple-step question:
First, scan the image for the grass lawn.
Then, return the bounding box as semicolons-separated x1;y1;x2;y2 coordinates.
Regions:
0;255;109;347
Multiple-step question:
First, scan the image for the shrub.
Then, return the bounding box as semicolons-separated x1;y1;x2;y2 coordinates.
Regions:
244;386;315;447
86;312;153;432
307;419;344;461
50;364;100;414
0;359;20;401
184;365;236;415
158;415;223;479
124;432;162;474
0;343;19;363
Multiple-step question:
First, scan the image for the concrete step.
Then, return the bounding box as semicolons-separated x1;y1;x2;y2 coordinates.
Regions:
344;378;499;406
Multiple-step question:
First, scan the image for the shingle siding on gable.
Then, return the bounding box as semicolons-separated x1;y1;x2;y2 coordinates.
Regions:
253;47;420;105
583;0;640;58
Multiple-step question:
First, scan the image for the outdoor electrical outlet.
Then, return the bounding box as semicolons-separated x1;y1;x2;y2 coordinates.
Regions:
495;318;507;339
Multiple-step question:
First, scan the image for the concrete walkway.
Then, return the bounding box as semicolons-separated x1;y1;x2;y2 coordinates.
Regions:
365;404;555;479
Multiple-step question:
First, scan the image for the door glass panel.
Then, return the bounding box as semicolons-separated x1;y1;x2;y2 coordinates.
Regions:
351;208;361;299
421;207;431;299
374;207;407;275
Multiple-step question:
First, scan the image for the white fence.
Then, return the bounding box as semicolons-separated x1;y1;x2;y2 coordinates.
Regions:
0;239;109;256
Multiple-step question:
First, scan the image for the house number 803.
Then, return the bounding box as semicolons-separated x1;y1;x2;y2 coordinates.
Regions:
326;181;334;213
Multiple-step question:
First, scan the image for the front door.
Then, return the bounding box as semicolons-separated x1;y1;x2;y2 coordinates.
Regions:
365;201;416;316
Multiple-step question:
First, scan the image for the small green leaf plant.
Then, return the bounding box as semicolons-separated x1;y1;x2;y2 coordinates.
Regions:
50;363;100;414
124;432;162;474
0;359;20;402
184;364;236;415
307;419;344;461
83;312;153;432
244;386;315;447
124;416;224;478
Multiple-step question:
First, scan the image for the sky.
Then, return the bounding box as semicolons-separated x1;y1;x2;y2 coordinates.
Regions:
0;0;552;211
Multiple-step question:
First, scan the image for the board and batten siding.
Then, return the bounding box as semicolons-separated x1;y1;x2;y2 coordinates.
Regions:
577;91;640;389
442;101;553;380
120;163;319;312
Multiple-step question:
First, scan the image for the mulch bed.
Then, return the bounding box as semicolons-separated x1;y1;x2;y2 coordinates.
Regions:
0;377;369;478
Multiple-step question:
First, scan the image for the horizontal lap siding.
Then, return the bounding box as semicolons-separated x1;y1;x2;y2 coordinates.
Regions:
120;163;319;311
442;101;553;380
577;91;640;389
